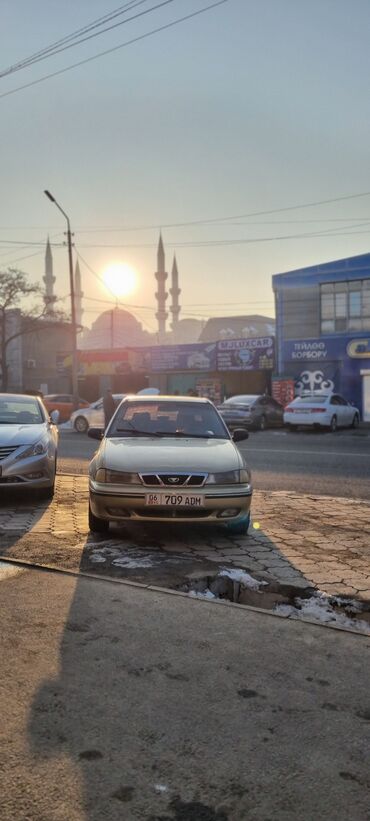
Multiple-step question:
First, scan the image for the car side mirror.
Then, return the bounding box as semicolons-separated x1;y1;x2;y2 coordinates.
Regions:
88;427;103;441
50;410;60;424
232;428;249;442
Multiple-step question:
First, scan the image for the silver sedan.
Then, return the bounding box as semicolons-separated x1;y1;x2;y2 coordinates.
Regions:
0;393;59;498
88;396;252;535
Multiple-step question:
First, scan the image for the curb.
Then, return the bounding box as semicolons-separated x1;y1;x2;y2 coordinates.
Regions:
0;554;368;639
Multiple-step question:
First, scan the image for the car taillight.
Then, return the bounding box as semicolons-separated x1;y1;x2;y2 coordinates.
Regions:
310;408;326;413
285;406;294;412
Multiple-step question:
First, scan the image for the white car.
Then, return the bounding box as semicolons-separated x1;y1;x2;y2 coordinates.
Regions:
70;394;126;433
284;393;360;432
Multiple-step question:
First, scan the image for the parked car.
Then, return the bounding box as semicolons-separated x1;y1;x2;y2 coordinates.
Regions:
43;394;89;423
218;394;284;431
284;393;360;431
70;393;126;433
0;393;59;498
87;396;252;535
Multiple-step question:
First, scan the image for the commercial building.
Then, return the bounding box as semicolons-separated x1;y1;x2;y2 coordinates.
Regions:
272;252;370;420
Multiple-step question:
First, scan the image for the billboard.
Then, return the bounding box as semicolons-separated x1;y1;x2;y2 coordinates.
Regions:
216;337;274;371
150;343;217;372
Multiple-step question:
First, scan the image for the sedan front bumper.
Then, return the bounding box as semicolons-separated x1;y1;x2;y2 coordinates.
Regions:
0;452;56;489
89;481;252;524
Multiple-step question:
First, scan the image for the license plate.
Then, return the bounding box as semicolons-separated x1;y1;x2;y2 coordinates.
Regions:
145;493;204;508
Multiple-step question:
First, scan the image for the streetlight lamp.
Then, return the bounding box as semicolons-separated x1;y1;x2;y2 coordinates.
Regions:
44;190;79;408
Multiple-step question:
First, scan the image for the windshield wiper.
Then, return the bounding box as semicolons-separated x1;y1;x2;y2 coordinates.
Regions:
155;431;220;439
115;427;163;437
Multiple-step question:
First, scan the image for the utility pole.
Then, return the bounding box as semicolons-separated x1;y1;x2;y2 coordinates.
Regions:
44;190;79;409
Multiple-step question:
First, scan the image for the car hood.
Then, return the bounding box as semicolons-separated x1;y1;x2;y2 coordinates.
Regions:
99;437;244;473
0;423;48;446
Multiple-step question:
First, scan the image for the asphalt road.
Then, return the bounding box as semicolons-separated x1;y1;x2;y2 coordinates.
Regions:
58;427;370;500
1;565;369;821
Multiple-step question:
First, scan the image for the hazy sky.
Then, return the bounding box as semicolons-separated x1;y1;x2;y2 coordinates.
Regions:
1;0;370;333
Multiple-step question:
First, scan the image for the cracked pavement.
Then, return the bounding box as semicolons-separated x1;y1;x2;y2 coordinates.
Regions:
1;475;369;601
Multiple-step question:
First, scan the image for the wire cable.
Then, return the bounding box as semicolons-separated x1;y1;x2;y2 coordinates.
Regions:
0;1;179;79
0;1;149;78
0;1;228;100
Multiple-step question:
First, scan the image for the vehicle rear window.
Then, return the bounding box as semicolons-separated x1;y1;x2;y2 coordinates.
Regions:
293;396;329;404
224;395;259;404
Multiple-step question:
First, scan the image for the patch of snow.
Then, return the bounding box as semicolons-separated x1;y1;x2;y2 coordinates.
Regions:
219;567;268;590
275;593;370;635
189;589;216;600
59;421;72;430
112;556;154;569
89;553;107;564
154;784;168;794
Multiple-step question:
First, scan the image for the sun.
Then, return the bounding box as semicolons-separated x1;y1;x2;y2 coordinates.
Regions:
102;262;137;298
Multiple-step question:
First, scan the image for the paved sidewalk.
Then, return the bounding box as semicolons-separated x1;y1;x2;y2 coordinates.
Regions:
1;476;369;600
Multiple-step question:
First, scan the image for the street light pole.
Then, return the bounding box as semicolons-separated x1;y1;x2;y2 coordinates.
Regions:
44;190;79;408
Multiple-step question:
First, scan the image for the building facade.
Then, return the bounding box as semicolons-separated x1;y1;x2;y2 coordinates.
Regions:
273;253;370;420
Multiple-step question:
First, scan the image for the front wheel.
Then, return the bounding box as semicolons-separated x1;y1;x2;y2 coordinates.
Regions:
226;513;251;536
38;483;55;501
88;503;109;534
74;415;88;434
351;413;360;429
329;415;337;433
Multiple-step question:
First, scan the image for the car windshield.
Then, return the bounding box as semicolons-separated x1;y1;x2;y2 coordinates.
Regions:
294;396;329;404
0;397;43;425
223;395;259;405
108;401;229;439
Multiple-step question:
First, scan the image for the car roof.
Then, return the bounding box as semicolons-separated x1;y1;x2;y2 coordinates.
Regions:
123;395;211;404
0;392;41;401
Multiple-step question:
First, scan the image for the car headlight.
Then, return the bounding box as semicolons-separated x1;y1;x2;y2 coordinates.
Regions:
205;469;251;484
15;439;48;461
94;468;140;484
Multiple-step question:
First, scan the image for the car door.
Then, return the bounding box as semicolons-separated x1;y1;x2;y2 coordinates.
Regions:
337;395;353;426
329;395;345;427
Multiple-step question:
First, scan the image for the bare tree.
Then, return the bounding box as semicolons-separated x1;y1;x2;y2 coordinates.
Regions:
0;268;63;391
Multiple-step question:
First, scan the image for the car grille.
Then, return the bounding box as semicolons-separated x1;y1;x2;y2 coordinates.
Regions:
0;445;19;461
140;473;206;487
133;508;212;519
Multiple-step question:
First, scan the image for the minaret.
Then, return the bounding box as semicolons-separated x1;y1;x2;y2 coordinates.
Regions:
155;233;168;342
43;236;56;315
74;259;84;329
170;254;181;332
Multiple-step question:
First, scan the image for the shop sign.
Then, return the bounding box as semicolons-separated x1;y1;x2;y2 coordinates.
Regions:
272;377;295;406
216;337;274;371
150;343;216;372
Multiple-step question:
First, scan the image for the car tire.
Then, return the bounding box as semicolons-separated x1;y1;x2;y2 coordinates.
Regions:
38;483;55;501
287;424;297;432
351;413;360;429
226;513;251;536
89;503;109;534
74;415;88;434
37;458;57;501
329;415;337;433
259;415;267;431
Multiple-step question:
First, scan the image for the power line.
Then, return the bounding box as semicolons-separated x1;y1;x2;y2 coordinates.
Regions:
0;1;149;78
0;1;178;79
0;1;228;100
